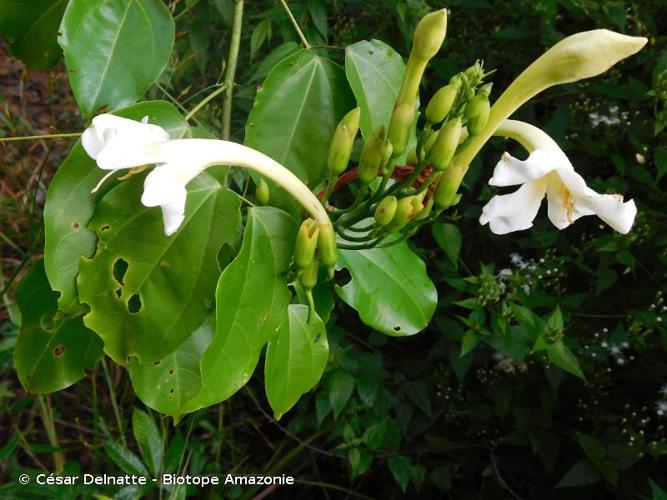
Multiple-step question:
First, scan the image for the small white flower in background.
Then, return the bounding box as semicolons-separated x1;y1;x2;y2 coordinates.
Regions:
656;401;667;417
479;149;637;235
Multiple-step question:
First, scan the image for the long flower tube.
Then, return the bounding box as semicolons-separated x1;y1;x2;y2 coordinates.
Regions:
82;114;330;235
436;29;647;204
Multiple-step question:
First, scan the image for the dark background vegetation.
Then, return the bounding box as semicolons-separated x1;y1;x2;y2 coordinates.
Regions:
2;0;667;498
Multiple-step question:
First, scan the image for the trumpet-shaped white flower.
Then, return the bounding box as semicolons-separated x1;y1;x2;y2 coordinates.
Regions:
82;114;330;236
479;148;637;235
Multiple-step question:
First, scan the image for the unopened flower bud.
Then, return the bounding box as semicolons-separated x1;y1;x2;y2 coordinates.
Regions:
425;85;458;124
433;173;459;209
375;196;398;226
386;195;422;231
414;196;434;221
358;125;386;185
412;9;448;61
429;117;462;171
464;94;490;135
381;140;394;175
294;218;319;269
317;222;337;279
299;252;319;291
407;147;418;165
388;100;416;158
256;179;270;205
327;107;361;176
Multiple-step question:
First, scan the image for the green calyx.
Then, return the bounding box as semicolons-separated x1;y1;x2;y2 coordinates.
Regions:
294;218;320;269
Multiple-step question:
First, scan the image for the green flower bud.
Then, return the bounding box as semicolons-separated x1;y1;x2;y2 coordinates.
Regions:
406;146;418;165
425;85;458;124
381;140;394;175
386;195;422;231
464;94;489;120
428;117;462;171
423;128;438;155
317;222;337;279
256;179;270;205
412;9;448;61
294;218;319;269
327;107;361;176
374;196;398;226
449;74;463;89
299;252;319;291
467;99;490;135
414;196;434;221
387;100;416;158
358;125;386;185
433;173;458;209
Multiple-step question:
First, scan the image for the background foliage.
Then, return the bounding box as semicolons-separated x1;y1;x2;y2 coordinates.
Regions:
1;0;667;498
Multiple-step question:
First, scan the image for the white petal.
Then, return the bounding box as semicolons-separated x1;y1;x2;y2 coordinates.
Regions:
83;114;171;170
81;127;104;159
479;180;547;234
489;149;570;187
550;166;637;233
544;171;594;229
141;165;188;236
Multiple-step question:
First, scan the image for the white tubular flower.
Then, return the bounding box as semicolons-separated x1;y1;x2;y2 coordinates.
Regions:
479;147;636;235
82;114;330;236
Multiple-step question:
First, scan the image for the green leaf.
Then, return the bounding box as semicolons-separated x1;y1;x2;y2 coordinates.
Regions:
132;409;163;475
403;381;432;417
555;459;601;488
59;0;175;116
264;305;329;420
329;371;354;419
460;330;480;357
78;177;241;364
650;480;667;500
250;19;272;59
104;440;148;476
348;448;372;478
0;0;67;70
547;341;585;380
345;40;406;139
575;432;606;464
546;306;564;334
432;223;462;267
184;207;297;413
128;318;213;420
388;455;412;492
44;101;188;315
245;50;354;186
336;243;437;336
13;260;103;393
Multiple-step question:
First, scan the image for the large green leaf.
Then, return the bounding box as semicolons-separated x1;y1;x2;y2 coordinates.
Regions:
59;0;175;116
264;305;329;419
0;0;67;70
127;318;213;420
78;176;241;364
44;101;188;315
245;49;354;185
185;207;297;413
336;243;437;336
13;260;103;393
345;40;406;139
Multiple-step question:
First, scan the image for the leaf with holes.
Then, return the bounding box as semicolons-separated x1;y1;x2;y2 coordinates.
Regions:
44;101;188;315
0;0;67;70
336;243;437;336
245;49;354;186
13;260;103;393
128;318;213;420
77;175;241;364
264;305;329;419
59;0;175;116
184;207;297;413
345;40;406;139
